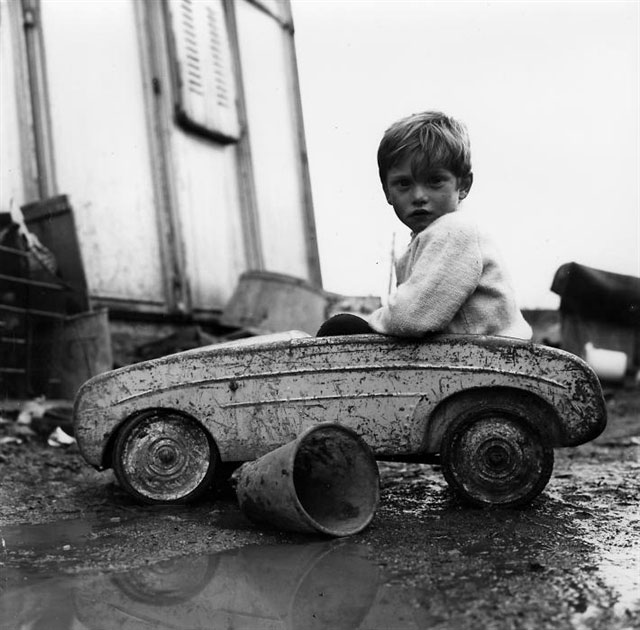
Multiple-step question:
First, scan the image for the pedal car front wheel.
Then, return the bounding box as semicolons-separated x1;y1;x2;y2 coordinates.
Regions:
441;405;554;508
112;410;218;504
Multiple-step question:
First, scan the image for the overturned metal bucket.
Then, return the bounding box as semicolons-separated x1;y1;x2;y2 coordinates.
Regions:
233;423;380;536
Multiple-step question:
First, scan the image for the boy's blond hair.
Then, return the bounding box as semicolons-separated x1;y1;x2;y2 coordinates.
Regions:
377;111;472;190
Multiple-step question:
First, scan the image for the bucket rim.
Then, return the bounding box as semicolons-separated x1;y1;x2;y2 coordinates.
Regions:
290;422;380;537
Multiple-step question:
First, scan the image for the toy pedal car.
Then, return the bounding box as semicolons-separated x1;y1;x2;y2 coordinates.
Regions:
73;332;607;508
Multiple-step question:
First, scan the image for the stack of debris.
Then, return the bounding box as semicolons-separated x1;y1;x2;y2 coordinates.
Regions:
0;196;112;400
0;397;75;450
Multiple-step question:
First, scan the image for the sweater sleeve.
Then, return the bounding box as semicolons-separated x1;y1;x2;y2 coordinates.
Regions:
368;217;483;336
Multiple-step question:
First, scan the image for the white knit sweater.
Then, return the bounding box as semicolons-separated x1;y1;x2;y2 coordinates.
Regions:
368;211;532;339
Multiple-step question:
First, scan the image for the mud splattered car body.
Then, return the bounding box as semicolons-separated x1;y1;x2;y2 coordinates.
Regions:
73;332;607;507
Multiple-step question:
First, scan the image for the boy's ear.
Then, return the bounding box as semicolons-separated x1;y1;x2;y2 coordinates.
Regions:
458;173;473;200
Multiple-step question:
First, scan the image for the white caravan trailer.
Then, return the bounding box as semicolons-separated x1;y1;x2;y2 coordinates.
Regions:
0;0;322;396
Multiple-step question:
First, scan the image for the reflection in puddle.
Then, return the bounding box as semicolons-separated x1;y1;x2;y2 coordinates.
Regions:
1;542;425;630
1;501;637;628
91;543;378;630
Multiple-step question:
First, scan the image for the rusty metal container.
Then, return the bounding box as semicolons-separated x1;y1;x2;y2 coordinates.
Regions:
233;423;380;536
220;270;328;335
52;308;113;399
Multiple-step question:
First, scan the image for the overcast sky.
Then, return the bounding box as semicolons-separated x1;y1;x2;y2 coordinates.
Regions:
290;0;639;309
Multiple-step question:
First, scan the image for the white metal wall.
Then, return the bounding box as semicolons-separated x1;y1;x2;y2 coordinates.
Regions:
2;0;318;316
0;1;28;212
235;0;311;280
171;132;248;311
39;0;166;305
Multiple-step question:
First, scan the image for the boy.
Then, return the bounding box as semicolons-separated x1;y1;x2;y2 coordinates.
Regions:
317;110;531;340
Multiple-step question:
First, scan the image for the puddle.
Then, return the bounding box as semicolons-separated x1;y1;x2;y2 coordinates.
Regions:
1;500;637;628
0;505;224;561
0;515;120;552
0;513;134;581
0;542;420;630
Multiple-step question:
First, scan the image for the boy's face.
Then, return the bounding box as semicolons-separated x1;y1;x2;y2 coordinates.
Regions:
384;158;472;233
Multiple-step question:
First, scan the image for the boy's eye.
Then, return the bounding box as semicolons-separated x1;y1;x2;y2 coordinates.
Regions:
427;176;445;187
394;178;412;189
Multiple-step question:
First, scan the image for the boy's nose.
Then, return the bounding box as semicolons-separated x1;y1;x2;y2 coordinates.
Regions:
412;184;429;201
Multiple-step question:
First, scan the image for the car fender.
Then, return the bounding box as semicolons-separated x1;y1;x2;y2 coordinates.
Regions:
73;358;229;469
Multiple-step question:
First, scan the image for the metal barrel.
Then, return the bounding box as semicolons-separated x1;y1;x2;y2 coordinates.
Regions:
233;423;380;536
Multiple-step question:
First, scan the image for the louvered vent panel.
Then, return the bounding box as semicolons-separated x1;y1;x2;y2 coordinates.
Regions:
168;0;240;142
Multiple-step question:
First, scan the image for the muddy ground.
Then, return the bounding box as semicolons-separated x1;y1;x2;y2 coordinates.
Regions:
0;387;639;630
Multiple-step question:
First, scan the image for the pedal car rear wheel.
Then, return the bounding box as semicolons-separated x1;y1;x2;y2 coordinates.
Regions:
441;405;553;508
113;410;217;504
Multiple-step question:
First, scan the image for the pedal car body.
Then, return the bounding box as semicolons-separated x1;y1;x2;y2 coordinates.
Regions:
73;332;607;507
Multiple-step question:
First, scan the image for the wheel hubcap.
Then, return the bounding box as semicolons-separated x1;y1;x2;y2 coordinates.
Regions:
483;443;511;471
448;414;546;504
119;414;212;502
152;441;182;472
